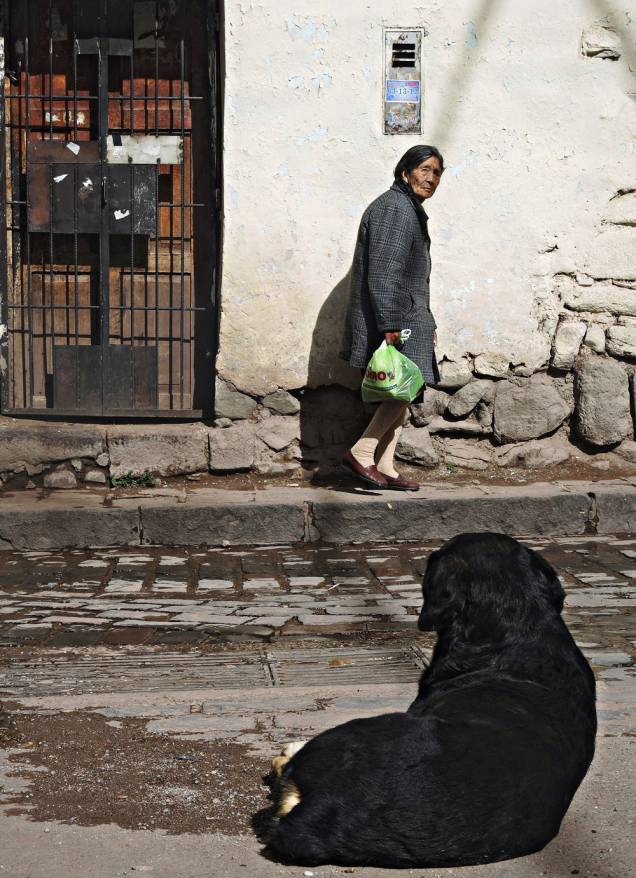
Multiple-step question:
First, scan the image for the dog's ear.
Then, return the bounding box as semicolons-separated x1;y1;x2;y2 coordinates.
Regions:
417;549;468;632
527;550;565;613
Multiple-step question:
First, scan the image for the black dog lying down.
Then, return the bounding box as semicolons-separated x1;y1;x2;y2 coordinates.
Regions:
263;532;597;868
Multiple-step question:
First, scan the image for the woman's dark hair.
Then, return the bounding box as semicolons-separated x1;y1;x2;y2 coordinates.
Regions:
394;145;444;181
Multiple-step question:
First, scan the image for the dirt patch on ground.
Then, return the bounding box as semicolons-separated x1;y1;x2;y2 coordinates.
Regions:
0;709;271;834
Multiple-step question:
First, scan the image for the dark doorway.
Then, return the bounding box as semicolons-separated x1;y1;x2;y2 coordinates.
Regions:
1;0;221;417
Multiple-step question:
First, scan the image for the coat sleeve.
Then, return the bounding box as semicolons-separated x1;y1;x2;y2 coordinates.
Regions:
366;197;415;332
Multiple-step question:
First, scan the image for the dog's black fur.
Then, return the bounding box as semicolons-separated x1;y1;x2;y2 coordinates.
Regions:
263;533;597;868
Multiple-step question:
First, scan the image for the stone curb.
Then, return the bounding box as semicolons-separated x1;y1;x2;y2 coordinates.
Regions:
0;480;635;549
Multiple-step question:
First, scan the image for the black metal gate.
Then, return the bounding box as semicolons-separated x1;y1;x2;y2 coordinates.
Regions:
1;0;220;417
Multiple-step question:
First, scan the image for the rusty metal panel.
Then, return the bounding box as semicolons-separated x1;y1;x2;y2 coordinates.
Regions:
53;165;100;233
27;140;100;164
53;346;77;409
133;347;158;408
76;37;133;56
103;345;133;409
54;345;102;412
28;163;101;233
108;165;156;234
27;163;52;232
77;346;102;411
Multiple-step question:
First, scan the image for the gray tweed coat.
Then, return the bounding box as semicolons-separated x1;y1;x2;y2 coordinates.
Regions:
340;182;440;385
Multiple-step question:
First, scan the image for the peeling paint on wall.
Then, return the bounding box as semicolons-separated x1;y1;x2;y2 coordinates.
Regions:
218;0;636;396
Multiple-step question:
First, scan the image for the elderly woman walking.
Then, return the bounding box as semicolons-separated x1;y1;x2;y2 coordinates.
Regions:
340;144;444;491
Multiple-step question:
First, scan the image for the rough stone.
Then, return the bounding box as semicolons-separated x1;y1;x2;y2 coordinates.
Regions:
71;458;83;472
209;423;256;472
108;424;209;478
443;438;493;470
0;495;140;548
256;415;300;451
606;323;636;359
427;417;486;436
595;486;636;533
262;389;300;415
141;492;306;546
43;469;79;489
559;277;636;317
475;401;493;429
581;23;622;60
473;353;510;379
214;379;257;420
395;427;438;467
586;227;636;280
84;469;108;484
604;191;636;226
552;321;587;369
583;324;606;354
214;418;233;428
614;440;636;465
436;359;473;389
254;443;301;475
495;436;572;468
493;377;571;443
574;357;632;446
95;453;110;467
312;488;592;543
410;389;449;426
512;365;535;377
446;379;494;417
0;420;106;474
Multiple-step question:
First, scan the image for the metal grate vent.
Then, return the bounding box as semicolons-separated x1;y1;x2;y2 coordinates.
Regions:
392;42;416;67
0;646;430;698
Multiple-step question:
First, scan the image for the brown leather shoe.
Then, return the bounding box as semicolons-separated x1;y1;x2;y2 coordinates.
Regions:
341;451;389;489
381;473;420;492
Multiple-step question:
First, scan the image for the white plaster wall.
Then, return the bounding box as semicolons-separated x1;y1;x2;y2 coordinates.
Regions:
218;0;636;397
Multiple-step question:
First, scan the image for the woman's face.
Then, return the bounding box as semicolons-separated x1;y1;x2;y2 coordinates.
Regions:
403;156;443;201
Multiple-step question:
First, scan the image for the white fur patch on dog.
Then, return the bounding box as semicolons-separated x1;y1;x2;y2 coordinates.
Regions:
282;740;307;759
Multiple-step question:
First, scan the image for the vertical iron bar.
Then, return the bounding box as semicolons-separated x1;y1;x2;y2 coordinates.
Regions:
48;164;54;384
98;38;110;355
48;33;53;140
25;36;35;408
73;37;78;143
179;38;185;409
73;168;78;350
73;38;79;351
154;0;159;136
129;27;135;352
130;168;135;348
154;1;159;371
0;33;8;411
154;160;159;359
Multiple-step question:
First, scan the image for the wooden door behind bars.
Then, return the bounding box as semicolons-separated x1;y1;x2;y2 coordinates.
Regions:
3;0;217;416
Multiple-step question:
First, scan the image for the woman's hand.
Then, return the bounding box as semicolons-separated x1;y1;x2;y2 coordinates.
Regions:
384;330;402;346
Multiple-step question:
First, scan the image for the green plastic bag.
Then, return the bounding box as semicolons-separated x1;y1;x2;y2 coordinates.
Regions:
361;341;424;404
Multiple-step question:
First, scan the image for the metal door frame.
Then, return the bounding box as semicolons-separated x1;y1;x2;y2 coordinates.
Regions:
0;0;222;420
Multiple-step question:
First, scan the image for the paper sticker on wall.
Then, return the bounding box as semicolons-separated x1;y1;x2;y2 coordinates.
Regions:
106;134;182;164
386;80;421;103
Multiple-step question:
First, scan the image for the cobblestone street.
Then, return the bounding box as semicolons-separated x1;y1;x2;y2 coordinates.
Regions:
0;534;634;649
0;534;634;878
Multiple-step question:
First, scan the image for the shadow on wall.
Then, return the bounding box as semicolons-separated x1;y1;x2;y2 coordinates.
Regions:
300;268;369;480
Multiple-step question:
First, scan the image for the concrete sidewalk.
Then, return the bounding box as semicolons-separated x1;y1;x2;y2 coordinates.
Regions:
1;478;636;550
